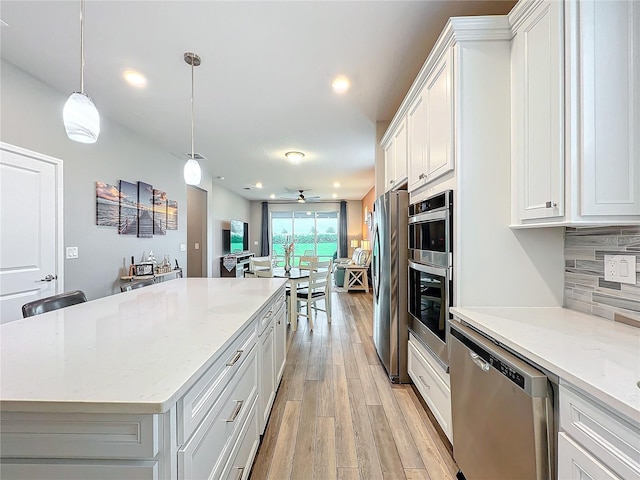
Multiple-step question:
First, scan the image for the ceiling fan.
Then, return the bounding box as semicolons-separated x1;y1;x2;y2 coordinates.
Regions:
277;189;321;203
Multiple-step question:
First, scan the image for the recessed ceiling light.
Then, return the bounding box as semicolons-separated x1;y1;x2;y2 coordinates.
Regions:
331;76;350;94
123;70;147;88
332;193;338;199
256;182;263;189
285;151;305;164
270;194;276;199
333;182;340;188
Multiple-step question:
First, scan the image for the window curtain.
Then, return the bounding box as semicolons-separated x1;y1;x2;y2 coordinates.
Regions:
260;202;270;256
339;201;348;258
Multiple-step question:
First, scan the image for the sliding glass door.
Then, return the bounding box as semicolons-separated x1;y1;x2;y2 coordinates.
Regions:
271;211;338;266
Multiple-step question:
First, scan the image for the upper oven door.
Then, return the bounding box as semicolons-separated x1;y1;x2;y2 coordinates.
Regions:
408;210;449;267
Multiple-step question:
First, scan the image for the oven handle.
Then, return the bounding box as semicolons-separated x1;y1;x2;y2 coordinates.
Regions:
408;209;448;224
409;260;448;277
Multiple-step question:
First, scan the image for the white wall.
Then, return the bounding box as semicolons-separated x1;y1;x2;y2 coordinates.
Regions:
0;60;250;296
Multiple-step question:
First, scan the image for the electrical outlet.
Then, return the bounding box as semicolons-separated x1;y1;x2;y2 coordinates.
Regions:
66;246;79;259
604;254;637;285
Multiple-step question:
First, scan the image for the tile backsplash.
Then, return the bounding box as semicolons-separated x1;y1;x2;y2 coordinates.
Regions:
565;226;640;321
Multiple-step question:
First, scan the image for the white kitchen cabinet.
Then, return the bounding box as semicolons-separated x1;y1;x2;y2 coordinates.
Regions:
558;433;619;480
511;0;564;222
407;84;428;191
511;0;640;226
382;117;408;192
407;333;452;442
274;299;287;385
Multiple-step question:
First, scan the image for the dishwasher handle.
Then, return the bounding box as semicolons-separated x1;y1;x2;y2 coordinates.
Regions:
470;351;490;371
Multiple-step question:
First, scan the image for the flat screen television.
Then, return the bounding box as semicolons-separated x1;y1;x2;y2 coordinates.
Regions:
223;220;249;254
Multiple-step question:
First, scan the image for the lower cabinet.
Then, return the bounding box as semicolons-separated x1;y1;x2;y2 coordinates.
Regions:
258;322;276;434
0;461;159;480
407;333;452;442
558;384;640;480
274;301;287;385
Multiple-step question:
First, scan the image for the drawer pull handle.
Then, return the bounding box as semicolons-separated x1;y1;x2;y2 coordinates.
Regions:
226;400;244;423
235;467;245;480
226;350;243;367
264;310;273;319
545;201;557;208
418;375;431;389
277;320;281;325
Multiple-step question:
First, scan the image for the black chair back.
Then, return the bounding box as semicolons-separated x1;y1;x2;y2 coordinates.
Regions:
120;278;155;292
22;290;87;318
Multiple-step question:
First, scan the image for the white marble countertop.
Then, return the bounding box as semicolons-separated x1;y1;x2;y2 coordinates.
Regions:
451;306;640;424
0;278;286;414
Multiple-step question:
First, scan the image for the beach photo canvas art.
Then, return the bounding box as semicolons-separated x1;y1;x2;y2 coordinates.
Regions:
153;189;167;235
167;200;178;230
118;180;138;235
137;181;154;238
96;182;119;227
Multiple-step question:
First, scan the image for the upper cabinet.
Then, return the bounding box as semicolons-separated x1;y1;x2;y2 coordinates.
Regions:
382;117;407;192
408;50;455;192
511;0;640;226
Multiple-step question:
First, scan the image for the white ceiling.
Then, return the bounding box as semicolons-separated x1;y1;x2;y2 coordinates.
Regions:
0;0;515;202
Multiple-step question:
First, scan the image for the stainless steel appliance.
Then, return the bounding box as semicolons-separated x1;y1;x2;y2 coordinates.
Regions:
407;190;453;369
450;322;554;480
372;190;409;383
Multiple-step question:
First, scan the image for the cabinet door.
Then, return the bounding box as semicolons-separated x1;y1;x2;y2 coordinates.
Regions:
393;118;408;184
259;324;275;434
408;87;428;191
384;139;395;192
425;50;455;183
558;433;619;480
512;0;564;221
274;305;287;385
578;0;640;217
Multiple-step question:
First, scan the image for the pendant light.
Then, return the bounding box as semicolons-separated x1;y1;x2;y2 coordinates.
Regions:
183;52;202;186
63;0;100;143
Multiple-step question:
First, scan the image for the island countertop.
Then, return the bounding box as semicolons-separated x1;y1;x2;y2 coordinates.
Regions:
451;306;640;424
0;278;286;414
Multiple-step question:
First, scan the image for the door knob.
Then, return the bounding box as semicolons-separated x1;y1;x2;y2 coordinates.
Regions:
39;274;58;282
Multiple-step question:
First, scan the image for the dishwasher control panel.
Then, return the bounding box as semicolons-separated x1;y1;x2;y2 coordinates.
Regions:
491;358;525;389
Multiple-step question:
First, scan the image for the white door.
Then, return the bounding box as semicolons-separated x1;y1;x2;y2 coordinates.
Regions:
0;143;63;323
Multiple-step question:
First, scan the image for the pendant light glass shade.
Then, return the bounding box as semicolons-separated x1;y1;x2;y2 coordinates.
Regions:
63;92;100;143
184;157;202;185
64;0;99;143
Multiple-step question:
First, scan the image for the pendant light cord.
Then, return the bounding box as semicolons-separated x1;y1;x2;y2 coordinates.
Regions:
191;61;195;158
80;0;85;94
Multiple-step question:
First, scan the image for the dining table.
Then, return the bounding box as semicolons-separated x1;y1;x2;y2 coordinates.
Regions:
272;267;309;331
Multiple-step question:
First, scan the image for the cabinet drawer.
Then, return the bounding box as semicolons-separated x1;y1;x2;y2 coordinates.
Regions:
0;459;158;480
178;345;258;480
258;291;286;335
560;385;640;479
407;338;452;441
558;432;619;480
0;412;158;459
221;396;260;480
178;320;257;444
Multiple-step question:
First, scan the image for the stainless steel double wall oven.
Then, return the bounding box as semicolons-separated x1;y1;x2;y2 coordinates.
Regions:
407;190;453;370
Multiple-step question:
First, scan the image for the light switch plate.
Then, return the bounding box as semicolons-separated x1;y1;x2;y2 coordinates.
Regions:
604;254;637;285
66;246;79;259
179;244;186;252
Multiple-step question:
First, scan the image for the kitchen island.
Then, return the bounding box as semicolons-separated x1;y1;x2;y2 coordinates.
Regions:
0;278;288;480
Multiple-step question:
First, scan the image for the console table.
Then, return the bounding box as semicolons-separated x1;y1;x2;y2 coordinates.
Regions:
220;252;254;278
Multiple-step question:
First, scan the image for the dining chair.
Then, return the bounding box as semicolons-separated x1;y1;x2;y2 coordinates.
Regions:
245;259;273;278
120;278;155;292
295;260;332;331
22;290;88;318
299;255;318;270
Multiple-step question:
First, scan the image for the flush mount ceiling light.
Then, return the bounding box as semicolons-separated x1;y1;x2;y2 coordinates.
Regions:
333;182;340;188
332;193;338;199
331;76;350;94
255;182;263;189
285;151;305;164
269;194;276;199
123;69;147;88
183;52;203;186
63;0;100;143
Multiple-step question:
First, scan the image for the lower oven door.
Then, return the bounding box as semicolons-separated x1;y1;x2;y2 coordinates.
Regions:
408;260;450;369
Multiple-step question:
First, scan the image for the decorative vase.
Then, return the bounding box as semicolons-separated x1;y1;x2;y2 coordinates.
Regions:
284;253;291;273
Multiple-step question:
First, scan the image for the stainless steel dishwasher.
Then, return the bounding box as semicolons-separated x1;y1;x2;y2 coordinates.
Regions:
449;322;554;480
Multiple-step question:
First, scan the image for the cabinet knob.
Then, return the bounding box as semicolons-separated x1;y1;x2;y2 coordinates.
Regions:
390;180;395;184
545;201;557;208
419;173;426;180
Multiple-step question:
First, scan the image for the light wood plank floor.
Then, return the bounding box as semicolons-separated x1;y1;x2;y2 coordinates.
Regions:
250;291;458;480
